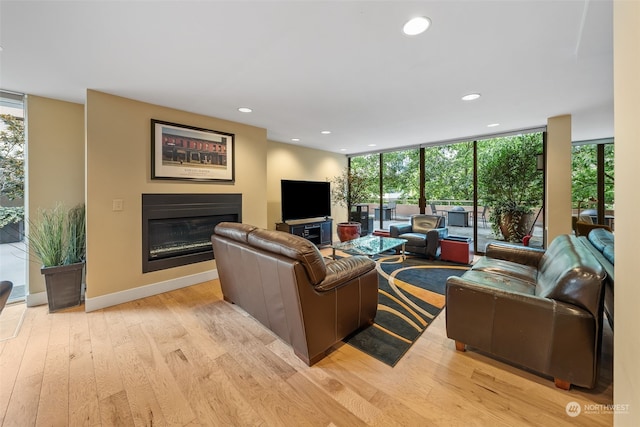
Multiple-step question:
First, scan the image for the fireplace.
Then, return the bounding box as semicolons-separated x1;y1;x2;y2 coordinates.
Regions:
142;193;242;273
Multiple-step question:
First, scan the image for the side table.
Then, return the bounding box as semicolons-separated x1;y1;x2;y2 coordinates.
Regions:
440;236;473;264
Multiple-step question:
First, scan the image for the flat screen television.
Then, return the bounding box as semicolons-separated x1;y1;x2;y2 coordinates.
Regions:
281;179;331;222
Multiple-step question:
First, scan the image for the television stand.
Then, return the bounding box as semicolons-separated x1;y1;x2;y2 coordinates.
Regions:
276;218;333;246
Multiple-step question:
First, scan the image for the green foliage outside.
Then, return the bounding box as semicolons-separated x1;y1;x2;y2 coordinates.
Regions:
0;113;25;227
477;133;543;240
572;144;614;209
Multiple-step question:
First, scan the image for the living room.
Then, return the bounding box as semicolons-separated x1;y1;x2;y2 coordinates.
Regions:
1;1;638;425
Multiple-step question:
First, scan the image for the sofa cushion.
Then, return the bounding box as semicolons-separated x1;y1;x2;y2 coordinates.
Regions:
588;228;614;265
399;232;427;247
471;257;538;283
602;246;614;265
411;215;443;234
247;228;327;285
587;228;614;253
452;270;536;295
317;256;376;292
214;222;257;243
536;235;605;318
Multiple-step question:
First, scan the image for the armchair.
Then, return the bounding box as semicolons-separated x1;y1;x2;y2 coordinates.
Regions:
389;214;447;258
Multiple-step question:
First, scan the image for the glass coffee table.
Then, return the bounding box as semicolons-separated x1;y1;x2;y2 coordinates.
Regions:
331;235;408;260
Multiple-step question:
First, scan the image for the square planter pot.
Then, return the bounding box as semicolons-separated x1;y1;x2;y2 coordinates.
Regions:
0;220;24;243
41;261;84;312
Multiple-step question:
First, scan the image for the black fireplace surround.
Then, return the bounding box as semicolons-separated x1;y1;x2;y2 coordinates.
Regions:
142;193;242;273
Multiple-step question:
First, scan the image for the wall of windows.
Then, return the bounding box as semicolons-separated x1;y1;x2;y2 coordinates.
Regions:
348;130;546;253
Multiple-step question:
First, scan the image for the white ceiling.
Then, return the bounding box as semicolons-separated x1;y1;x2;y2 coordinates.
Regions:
0;0;613;154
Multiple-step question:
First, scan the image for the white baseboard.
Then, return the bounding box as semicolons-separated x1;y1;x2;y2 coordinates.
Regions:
26;292;48;307
85;269;218;312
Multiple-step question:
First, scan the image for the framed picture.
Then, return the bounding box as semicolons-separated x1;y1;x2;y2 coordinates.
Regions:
151;119;235;182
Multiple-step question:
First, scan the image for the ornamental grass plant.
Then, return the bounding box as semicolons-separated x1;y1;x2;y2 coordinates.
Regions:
29;203;86;267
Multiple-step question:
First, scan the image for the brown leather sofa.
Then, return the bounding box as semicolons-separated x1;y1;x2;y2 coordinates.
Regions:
446;234;606;389
389;214;448;258
211;222;378;365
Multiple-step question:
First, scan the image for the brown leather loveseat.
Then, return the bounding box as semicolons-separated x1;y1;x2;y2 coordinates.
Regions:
211;222;379;365
446;234;606;389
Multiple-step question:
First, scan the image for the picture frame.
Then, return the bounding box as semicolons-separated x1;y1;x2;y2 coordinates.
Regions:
151;119;235;182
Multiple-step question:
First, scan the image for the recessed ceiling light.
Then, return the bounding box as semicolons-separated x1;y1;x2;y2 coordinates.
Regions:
321;130;331;135
368;144;377;147
238;107;252;113
462;93;481;101
487;123;500;127
403;16;431;36
291;138;300;142
340;148;347;151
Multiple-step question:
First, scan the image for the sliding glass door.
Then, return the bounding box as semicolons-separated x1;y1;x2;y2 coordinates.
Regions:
0;91;26;302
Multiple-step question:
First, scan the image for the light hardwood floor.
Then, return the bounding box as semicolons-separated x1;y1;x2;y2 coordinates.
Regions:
0;280;613;426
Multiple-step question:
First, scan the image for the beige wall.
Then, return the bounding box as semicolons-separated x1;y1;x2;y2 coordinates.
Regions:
614;1;639;424
26;96;85;297
545;115;572;243
266;140;347;235
85;90;267;299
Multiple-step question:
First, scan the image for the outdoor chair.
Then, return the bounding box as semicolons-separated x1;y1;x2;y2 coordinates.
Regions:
387;201;397;219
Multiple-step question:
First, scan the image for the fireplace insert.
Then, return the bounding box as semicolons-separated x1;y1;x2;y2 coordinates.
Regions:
142;193;242;273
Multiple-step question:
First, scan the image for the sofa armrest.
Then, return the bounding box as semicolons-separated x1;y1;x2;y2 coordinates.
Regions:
316;256;376;292
485;242;545;267
390;223;411;238
426;228;448;256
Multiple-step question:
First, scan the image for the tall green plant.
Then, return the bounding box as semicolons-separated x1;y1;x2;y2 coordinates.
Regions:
66;204;86;264
330;168;371;211
29;203;86;267
478;134;543;241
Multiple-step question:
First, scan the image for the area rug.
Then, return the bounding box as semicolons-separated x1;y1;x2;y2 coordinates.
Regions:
343;254;469;366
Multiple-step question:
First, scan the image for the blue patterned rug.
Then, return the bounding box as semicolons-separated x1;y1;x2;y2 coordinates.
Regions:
343;254;468;366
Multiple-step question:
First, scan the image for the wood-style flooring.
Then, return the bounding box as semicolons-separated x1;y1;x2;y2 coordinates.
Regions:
0;280;613;426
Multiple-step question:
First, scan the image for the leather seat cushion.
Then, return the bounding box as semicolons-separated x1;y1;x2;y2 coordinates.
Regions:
472;257;538;283
454;270;536;295
399;232;427;247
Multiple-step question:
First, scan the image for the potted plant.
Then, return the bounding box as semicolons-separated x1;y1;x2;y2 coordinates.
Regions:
0;206;24;243
330;168;371;241
478;134;543;242
0;114;25;243
29;203;86;312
